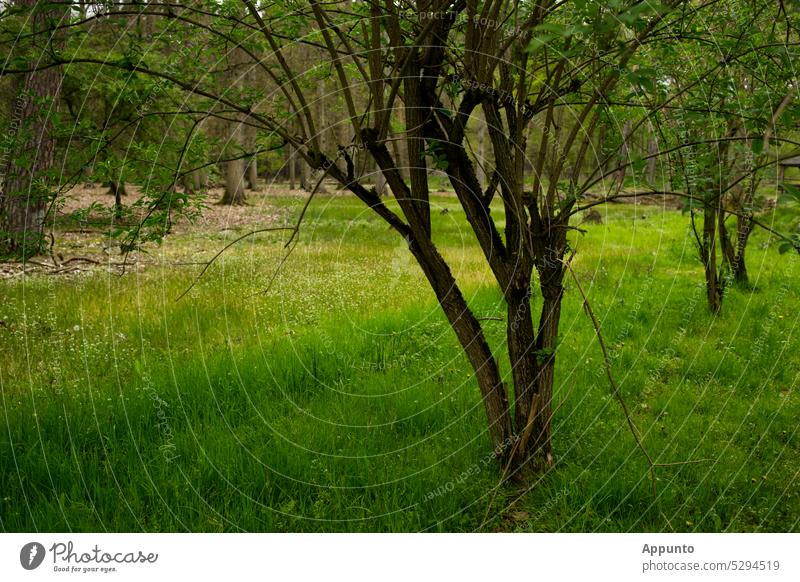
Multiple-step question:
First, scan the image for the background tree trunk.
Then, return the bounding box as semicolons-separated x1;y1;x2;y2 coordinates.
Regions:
107;180;127;217
222;157;246;205
613;120;632;189
219;45;247;205
646;138;658;183
476;115;487;189
374;158;386;196
246;155;258;190
288;143;296;189
0;0;65;257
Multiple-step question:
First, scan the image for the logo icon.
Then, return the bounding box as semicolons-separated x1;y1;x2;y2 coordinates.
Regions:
20;542;45;570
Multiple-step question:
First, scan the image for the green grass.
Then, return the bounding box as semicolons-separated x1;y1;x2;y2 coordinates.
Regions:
1;194;798;532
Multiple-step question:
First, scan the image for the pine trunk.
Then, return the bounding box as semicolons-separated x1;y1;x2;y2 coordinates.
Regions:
1;0;65;257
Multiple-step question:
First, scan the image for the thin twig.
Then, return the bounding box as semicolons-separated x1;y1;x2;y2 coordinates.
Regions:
562;251;658;498
562;253;711;501
175;227;295;302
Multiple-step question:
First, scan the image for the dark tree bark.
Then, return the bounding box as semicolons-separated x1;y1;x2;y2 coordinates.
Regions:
374;158;387;196
245;155;258;190
732;215;752;284
107;180;127;217
0;0;65;257
700;199;723;314
409;235;515;451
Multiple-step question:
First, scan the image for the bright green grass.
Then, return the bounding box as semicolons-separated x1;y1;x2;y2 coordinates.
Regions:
1;194;798;532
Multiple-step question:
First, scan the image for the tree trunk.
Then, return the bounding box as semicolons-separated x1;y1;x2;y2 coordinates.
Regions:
221;158;246;205
701;202;722;314
107;180;127;217
718;208;735;269
299;152;309;190
374;158;387;196
505;285;544;470
476;115;487;189
732;215;752;284
0;0;64;257
219;44;247;205
646;138;658;184
526;263;565;468
407;235;514;455
288;144;296;189
317;80;326;152
614;120;632;189
246;155;258;190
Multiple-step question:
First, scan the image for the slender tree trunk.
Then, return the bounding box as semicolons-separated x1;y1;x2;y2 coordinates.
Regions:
299;152;309;190
220;45;247;205
374;158;387;196
288;144;296;189
614;120;632;189
408;236;514;453
476;115;487;189
317;80;326;152
646;138;658;184
718;207;735;268
732;215;752;284
505;284;543;469
701;201;722;314
108;180;127;217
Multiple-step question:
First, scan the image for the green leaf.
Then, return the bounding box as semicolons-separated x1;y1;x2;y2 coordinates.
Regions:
528;34;558;53
781;183;800;204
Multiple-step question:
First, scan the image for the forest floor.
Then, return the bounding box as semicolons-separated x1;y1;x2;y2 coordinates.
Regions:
1;185;799;532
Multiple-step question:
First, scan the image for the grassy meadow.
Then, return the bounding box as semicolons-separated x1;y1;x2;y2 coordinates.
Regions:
1;191;798;532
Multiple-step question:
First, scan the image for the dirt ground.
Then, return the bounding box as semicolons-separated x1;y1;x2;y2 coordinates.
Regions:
1;181;684;279
1;183;296;279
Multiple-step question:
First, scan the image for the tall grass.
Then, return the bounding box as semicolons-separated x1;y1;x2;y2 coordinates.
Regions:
1;195;798;531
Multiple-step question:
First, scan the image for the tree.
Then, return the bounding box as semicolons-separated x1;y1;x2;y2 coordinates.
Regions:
0;0;66;257
249;0;691;469
3;0;797;475
658;1;799;310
